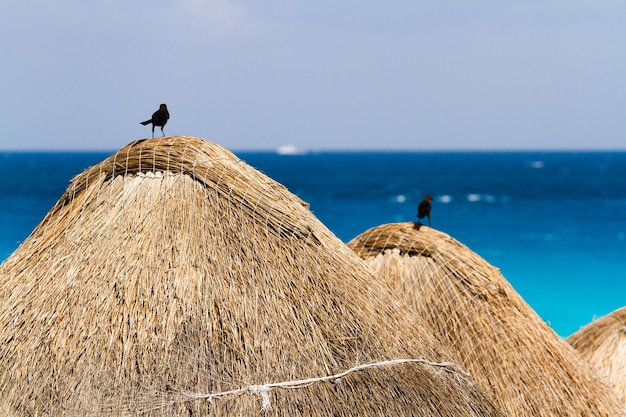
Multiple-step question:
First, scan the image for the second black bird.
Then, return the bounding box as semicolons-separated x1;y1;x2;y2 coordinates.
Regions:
140;104;170;137
417;195;433;226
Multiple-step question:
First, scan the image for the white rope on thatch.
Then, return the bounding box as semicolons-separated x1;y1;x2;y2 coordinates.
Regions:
172;358;471;411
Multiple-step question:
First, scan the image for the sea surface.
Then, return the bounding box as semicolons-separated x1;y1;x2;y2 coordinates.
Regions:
1;150;625;337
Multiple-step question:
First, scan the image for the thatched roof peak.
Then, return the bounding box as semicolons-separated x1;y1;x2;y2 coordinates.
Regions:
46;136;315;241
0;138;503;416
348;222;626;416
568;306;626;406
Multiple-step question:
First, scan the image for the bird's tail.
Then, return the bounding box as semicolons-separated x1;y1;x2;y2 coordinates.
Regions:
140;120;151;125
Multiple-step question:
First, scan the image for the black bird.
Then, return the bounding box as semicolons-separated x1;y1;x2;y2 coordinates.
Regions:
140;104;169;137
417;195;433;226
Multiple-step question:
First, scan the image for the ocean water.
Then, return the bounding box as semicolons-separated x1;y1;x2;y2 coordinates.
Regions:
1;150;625;337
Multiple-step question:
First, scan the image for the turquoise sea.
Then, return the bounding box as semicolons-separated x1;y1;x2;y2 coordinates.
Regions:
1;150;625;337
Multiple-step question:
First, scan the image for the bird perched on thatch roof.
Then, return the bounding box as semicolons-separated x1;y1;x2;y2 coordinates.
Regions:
140;104;169;137
417;195;433;226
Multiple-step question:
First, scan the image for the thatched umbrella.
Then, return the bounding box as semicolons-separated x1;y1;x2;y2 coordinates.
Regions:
0;137;503;416
568;306;626;405
348;222;626;416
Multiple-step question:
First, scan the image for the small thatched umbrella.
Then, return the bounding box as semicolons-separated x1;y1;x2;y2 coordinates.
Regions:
0;137;503;416
568;306;626;405
348;222;626;417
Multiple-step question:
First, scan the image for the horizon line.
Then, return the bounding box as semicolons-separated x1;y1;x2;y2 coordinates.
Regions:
3;147;626;154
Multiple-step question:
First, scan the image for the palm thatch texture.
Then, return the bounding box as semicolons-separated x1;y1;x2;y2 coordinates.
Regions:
568;306;626;406
347;222;626;417
0;137;504;416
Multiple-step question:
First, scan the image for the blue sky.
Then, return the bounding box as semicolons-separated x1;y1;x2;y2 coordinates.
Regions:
1;1;625;151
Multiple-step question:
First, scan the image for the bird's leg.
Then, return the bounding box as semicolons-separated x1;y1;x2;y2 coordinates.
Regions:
161;127;165;137
152;125;155;138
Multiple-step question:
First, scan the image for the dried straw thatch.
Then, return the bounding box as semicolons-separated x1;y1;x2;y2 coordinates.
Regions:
348;222;626;417
0;137;503;416
568;306;626;405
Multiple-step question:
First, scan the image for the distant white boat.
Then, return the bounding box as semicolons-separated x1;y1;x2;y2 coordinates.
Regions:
276;144;307;155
